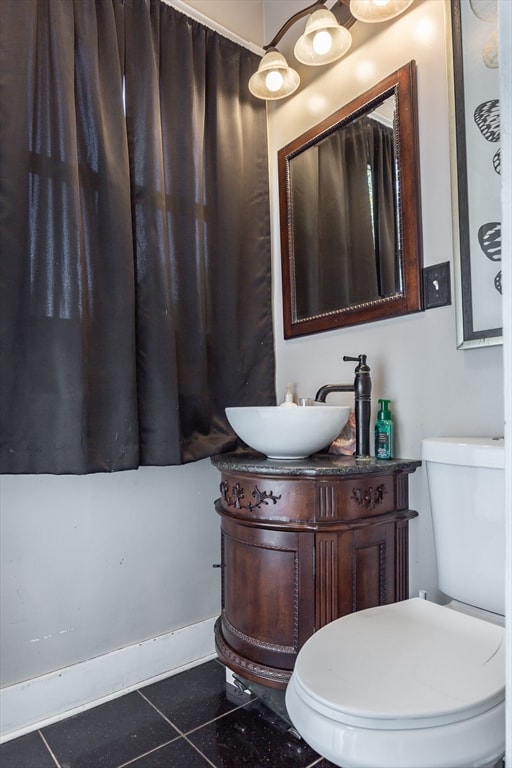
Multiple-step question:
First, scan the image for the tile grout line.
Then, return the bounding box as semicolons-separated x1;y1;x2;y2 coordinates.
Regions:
38;730;63;768
134;687;257;768
116;689;221;768
184;699;255;736
114;690;184;767
136;686;251;736
180;733;218;768
136;686;319;768
115;736;183;768
135;688;187;734
117;733;218;768
7;666;321;768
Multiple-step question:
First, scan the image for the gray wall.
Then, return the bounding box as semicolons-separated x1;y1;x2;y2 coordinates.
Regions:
1;461;221;688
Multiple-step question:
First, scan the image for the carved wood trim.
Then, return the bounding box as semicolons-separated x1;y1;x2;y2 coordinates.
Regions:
221;611;295;655
220;529;225;609
220;480;281;511
396;473;409;510
396;519;409;599
351;483;387;510
352;539;387;610
214;618;291;689
318;483;337;519
316;535;338;627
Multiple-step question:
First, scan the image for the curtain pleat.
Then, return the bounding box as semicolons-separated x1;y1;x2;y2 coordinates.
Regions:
0;0;275;474
124;0;275;465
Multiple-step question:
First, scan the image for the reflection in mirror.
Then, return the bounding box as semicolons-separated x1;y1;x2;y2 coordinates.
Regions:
291;95;399;319
279;61;423;338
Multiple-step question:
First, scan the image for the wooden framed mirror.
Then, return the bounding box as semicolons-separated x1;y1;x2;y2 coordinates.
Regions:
278;60;424;338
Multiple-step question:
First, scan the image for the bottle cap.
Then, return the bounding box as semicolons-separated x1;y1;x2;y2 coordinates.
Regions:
377;399;391;419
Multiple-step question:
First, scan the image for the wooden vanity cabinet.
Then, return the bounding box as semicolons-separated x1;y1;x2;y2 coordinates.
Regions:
211;453;420;690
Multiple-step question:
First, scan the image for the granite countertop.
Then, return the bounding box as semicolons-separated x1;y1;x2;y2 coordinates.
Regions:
211;451;421;477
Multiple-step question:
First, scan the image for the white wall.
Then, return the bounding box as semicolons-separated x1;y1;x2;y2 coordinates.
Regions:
265;0;504;602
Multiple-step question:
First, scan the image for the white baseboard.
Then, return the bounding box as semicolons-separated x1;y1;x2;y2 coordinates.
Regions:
0;617;217;743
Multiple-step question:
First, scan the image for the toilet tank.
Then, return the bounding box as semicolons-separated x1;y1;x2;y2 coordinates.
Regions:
422;437;505;616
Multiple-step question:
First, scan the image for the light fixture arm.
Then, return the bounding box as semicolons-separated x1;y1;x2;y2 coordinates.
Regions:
263;0;354;52
250;0;414;100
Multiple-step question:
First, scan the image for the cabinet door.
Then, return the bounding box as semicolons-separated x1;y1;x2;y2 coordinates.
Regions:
220;517;315;671
316;522;397;628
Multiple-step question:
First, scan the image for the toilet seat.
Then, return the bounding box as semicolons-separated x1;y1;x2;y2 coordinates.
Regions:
291;598;505;730
286;599;505;768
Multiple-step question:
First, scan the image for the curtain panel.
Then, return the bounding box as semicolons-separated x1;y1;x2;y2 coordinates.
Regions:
0;0;275;474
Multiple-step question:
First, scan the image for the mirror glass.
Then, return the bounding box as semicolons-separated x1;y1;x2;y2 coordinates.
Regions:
278;61;423;338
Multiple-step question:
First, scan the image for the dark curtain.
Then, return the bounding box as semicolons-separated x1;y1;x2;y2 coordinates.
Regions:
0;0;275;474
293;116;396;318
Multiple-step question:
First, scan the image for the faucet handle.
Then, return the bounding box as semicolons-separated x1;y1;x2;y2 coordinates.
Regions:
343;354;368;369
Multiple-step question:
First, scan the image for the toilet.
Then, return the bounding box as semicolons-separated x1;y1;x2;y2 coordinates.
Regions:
285;437;505;768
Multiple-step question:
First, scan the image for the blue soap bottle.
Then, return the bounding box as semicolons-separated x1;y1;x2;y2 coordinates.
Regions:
375;399;394;460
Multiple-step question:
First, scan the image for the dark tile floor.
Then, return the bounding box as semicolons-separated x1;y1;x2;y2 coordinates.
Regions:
0;659;336;768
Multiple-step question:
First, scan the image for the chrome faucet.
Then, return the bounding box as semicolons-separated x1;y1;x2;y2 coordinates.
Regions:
315;354;372;458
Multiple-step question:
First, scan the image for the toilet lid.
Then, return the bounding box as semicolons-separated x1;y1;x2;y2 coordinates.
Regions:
293;598;505;730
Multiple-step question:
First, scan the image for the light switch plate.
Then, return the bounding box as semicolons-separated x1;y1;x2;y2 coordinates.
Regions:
423;262;451;309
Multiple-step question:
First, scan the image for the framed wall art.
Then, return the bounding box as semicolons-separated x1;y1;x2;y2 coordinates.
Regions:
449;0;502;348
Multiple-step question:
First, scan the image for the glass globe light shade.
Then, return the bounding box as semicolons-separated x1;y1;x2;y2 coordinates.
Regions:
349;0;414;23
248;49;300;100
294;9;352;66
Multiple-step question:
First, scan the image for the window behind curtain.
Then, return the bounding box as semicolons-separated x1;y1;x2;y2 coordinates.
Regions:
0;0;275;474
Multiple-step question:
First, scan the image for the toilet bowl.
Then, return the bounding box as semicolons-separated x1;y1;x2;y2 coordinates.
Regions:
285;437;505;768
286;598;505;768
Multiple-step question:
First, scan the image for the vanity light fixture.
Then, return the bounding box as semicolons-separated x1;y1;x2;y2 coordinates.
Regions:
350;0;414;23
248;0;414;100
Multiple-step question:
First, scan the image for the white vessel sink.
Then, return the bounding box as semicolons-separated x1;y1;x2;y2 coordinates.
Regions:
225;404;351;459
